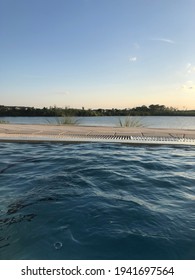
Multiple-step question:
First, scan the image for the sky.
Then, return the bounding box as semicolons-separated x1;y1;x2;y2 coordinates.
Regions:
0;0;195;109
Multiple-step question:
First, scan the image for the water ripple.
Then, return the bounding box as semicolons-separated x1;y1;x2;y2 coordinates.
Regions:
0;143;195;259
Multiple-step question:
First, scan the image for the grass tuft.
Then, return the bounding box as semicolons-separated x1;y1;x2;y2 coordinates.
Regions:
47;115;79;125
0;119;9;124
118;116;144;127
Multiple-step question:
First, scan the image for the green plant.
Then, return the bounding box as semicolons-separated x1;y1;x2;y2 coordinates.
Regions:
0;119;9;124
54;115;79;125
118;116;144;127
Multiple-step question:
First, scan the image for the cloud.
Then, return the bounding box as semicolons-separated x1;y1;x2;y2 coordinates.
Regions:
129;56;137;62
151;38;175;44
186;63;195;74
181;81;195;92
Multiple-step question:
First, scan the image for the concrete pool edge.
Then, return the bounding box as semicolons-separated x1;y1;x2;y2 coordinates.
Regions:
0;124;195;146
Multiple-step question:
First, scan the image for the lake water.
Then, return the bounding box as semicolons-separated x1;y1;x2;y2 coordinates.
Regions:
0;142;195;260
1;116;195;129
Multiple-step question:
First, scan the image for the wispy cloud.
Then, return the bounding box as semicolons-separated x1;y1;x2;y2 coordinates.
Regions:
181;81;195;92
150;38;175;44
186;63;195;74
129;56;137;62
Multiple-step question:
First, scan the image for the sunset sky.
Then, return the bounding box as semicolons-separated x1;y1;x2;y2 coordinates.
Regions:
0;0;195;109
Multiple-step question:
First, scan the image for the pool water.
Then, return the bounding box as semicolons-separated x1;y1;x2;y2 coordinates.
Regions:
0;142;195;259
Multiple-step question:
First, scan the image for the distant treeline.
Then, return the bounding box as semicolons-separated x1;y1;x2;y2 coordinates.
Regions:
0;104;195;117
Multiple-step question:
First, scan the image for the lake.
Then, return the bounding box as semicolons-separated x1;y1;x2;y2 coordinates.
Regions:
1;116;195;129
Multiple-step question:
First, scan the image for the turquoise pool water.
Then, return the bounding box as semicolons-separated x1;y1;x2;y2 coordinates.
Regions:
0;142;195;259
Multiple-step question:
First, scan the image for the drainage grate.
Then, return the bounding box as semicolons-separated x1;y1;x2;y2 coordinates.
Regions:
62;134;195;145
0;133;195;145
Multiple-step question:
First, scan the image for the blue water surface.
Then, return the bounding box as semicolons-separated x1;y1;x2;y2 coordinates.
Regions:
0;142;195;260
1;116;195;129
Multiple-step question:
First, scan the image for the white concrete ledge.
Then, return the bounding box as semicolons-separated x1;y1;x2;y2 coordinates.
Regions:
0;124;195;146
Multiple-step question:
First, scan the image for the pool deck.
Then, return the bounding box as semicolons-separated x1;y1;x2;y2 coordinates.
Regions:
0;124;195;145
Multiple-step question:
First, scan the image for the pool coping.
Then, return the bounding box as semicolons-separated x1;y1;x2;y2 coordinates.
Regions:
0;124;195;146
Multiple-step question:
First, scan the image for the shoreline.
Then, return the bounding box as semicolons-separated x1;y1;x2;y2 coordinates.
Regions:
0;124;195;145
